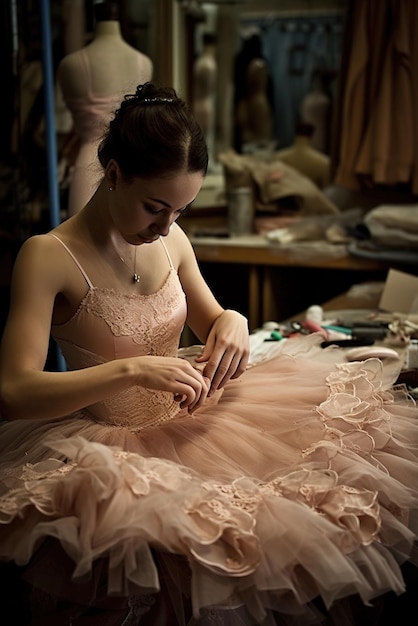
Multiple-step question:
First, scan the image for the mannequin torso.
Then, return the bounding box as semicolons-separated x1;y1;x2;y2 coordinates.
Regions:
58;20;153;216
301;90;331;154
300;75;332;154
235;58;274;151
277;122;331;189
193;35;217;169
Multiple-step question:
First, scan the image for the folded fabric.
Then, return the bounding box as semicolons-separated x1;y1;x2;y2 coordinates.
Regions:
363;205;418;249
218;150;339;216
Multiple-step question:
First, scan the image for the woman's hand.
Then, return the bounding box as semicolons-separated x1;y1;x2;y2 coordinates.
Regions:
135;355;210;413
194;310;249;395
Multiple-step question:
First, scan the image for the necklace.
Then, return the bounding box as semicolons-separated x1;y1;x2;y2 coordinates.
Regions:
118;245;140;283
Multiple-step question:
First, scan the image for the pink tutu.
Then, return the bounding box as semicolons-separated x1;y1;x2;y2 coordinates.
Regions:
1;263;417;625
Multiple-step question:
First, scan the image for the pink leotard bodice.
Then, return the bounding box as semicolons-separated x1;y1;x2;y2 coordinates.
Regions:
50;234;187;430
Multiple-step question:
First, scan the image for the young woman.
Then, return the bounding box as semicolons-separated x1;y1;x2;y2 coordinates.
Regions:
0;82;417;626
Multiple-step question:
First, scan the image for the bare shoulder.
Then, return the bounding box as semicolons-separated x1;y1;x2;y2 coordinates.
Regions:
13;234;68;288
165;223;196;266
18;233;59;258
170;222;190;242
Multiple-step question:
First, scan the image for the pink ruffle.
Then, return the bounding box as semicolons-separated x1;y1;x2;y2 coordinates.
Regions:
0;347;417;620
1;433;384;588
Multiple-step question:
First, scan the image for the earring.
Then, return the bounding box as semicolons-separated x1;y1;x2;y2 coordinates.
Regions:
109;186;114;191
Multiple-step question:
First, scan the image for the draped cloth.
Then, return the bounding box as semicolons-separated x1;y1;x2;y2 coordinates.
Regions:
331;0;418;193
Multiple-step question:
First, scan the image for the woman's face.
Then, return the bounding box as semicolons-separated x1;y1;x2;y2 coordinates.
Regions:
108;169;204;245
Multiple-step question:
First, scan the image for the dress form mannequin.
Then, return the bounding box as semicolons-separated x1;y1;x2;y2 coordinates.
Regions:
233;29;274;153
300;71;332;154
57;2;153;216
192;33;217;170
276;122;331;189
235;57;274;152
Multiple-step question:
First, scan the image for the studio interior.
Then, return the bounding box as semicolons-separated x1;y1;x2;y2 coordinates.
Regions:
1;3;418;625
1;0;418;350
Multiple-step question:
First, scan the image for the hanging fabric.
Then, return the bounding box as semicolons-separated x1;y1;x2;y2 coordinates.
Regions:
332;0;418;193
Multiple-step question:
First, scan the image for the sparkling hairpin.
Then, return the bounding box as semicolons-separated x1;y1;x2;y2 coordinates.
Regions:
142;97;175;103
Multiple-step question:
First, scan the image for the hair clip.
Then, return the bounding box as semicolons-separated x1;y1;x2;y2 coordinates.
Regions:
142;97;175;103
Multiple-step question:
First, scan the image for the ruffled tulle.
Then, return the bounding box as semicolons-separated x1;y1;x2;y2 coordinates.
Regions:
1;335;418;624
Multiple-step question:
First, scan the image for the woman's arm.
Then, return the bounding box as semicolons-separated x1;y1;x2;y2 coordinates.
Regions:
0;236;209;421
174;226;249;393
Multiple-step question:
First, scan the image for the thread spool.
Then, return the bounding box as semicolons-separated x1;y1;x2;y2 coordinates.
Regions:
306;305;323;324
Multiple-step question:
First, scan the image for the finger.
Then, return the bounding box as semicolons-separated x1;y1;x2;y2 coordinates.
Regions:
201;351;223;383
214;353;246;390
201;341;235;379
208;362;230;394
185;372;209;410
230;354;248;378
206;350;248;393
187;376;210;413
175;371;208;410
194;346;210;363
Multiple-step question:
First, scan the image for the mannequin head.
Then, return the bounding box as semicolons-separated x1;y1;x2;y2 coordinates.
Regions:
201;32;217;50
94;1;120;23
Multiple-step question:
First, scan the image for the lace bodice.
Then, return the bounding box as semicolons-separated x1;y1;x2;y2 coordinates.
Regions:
50;236;187;430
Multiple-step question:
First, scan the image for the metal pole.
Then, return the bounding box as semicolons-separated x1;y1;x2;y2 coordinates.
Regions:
39;0;66;371
39;0;60;228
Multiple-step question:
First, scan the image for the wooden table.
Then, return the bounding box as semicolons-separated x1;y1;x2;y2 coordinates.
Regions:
190;235;414;330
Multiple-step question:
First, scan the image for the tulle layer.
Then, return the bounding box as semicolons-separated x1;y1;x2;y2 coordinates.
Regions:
0;338;418;623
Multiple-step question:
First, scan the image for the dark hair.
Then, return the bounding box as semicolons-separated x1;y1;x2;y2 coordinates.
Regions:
98;83;208;179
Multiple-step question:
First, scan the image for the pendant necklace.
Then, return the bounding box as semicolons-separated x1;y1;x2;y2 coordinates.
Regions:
118;246;140;283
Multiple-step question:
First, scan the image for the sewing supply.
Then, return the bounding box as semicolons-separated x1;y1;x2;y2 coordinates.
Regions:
305;304;323;324
262;321;280;331
263;330;284;342
227;187;253;236
337;320;389;329
351;327;387;340
321;338;375;349
321;324;352;335
404;340;418;369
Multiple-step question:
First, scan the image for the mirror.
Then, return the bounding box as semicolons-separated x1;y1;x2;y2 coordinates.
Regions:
176;0;347;168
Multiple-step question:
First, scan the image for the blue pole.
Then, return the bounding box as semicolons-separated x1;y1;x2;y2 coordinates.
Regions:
39;0;66;372
39;0;60;229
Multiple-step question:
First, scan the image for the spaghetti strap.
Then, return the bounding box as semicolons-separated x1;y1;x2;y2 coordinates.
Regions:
159;238;174;270
48;233;94;288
